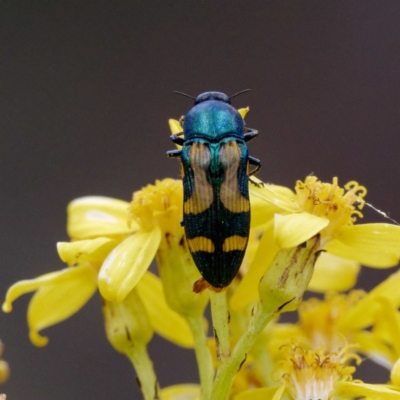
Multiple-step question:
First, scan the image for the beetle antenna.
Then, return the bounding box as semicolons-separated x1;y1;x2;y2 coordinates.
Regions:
173;91;196;100
229;89;251;100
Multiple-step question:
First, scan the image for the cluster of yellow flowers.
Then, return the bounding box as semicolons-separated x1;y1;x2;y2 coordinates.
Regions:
3;115;400;400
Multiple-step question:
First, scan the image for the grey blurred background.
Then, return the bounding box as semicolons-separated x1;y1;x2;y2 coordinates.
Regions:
1;1;400;398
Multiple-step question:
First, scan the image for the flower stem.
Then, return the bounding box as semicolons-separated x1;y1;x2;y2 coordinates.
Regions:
209;290;231;362
210;307;275;400
186;315;214;400
127;344;161;400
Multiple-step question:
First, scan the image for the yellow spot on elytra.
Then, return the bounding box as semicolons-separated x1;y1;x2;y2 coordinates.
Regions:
184;143;214;215
187;236;215;253
219;142;250;213
222;235;247;252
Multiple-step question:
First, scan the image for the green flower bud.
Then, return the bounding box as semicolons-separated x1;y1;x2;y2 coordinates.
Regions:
102;288;153;354
258;236;320;315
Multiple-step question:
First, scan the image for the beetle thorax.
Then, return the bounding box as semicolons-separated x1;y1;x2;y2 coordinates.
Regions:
183;100;244;141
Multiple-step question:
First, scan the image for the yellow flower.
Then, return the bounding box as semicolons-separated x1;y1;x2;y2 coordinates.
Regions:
232;176;400;309
266;270;400;368
235;342;400;400
98;179;179;300
3;195;194;348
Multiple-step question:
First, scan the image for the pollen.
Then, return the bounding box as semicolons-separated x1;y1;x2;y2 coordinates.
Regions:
274;342;360;400
295;177;367;241
298;291;365;352
129;179;183;234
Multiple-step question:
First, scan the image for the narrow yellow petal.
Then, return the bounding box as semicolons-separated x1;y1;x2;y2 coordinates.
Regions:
249;184;299;213
67;196;136;240
238;107;249;119
353;331;394;369
327;223;400;267
57;237;118;266
161;384;200;400
3;271;60;313
137;272;194;348
231;221;279;311
391;358;400;388
338;271;400;332
334;381;400;399
168;118;183;135
274;212;329;248
98;228;162;302
27;265;97;346
371;297;400;358
308;253;360;292
234;385;285;400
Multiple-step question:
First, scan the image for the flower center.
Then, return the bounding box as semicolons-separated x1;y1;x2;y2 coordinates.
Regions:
295;177;367;240
129;179;183;235
274;343;359;400
298;291;365;352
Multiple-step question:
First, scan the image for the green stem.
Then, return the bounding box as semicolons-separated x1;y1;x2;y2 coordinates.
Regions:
186;315;215;400
210;307;275;400
209;290;231;362
127;344;161;400
252;340;275;387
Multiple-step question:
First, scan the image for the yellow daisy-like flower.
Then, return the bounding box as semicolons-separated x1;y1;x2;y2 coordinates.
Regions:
98;179;209;318
265;270;400;370
232;176;400;309
3;194;194;348
98;179;180;301
235;342;400;400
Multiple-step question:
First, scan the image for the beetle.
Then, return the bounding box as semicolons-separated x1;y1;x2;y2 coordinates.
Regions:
167;91;261;290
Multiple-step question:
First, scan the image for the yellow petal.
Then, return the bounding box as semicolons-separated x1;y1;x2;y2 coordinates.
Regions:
326;223;400;267
231;221;279;311
353;331;394;369
161;384;200;400
57;237;118;266
234;385;285;400
391;358;400;388
371;297;400;358
3;271;61;313
98;228;162;302
67;196;136;240
335;381;400;399
249;184;299;213
250;194;282;229
168;118;183;135
308;253;360;292
136;272;194;348
338;271;400;332
274;212;329;248
238;107;249;119
28;265;97;346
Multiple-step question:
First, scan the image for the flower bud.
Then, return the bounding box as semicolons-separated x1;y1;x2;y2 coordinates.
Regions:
102;288;153;354
258;236;320;315
156;238;209;319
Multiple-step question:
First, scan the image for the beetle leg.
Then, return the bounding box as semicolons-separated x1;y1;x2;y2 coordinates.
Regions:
248;156;261;176
180;218;184;227
244;128;259;142
166;149;182;158
249;177;264;187
170;134;185;145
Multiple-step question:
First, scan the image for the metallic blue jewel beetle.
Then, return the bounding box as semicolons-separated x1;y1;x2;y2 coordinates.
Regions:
167;91;261;290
